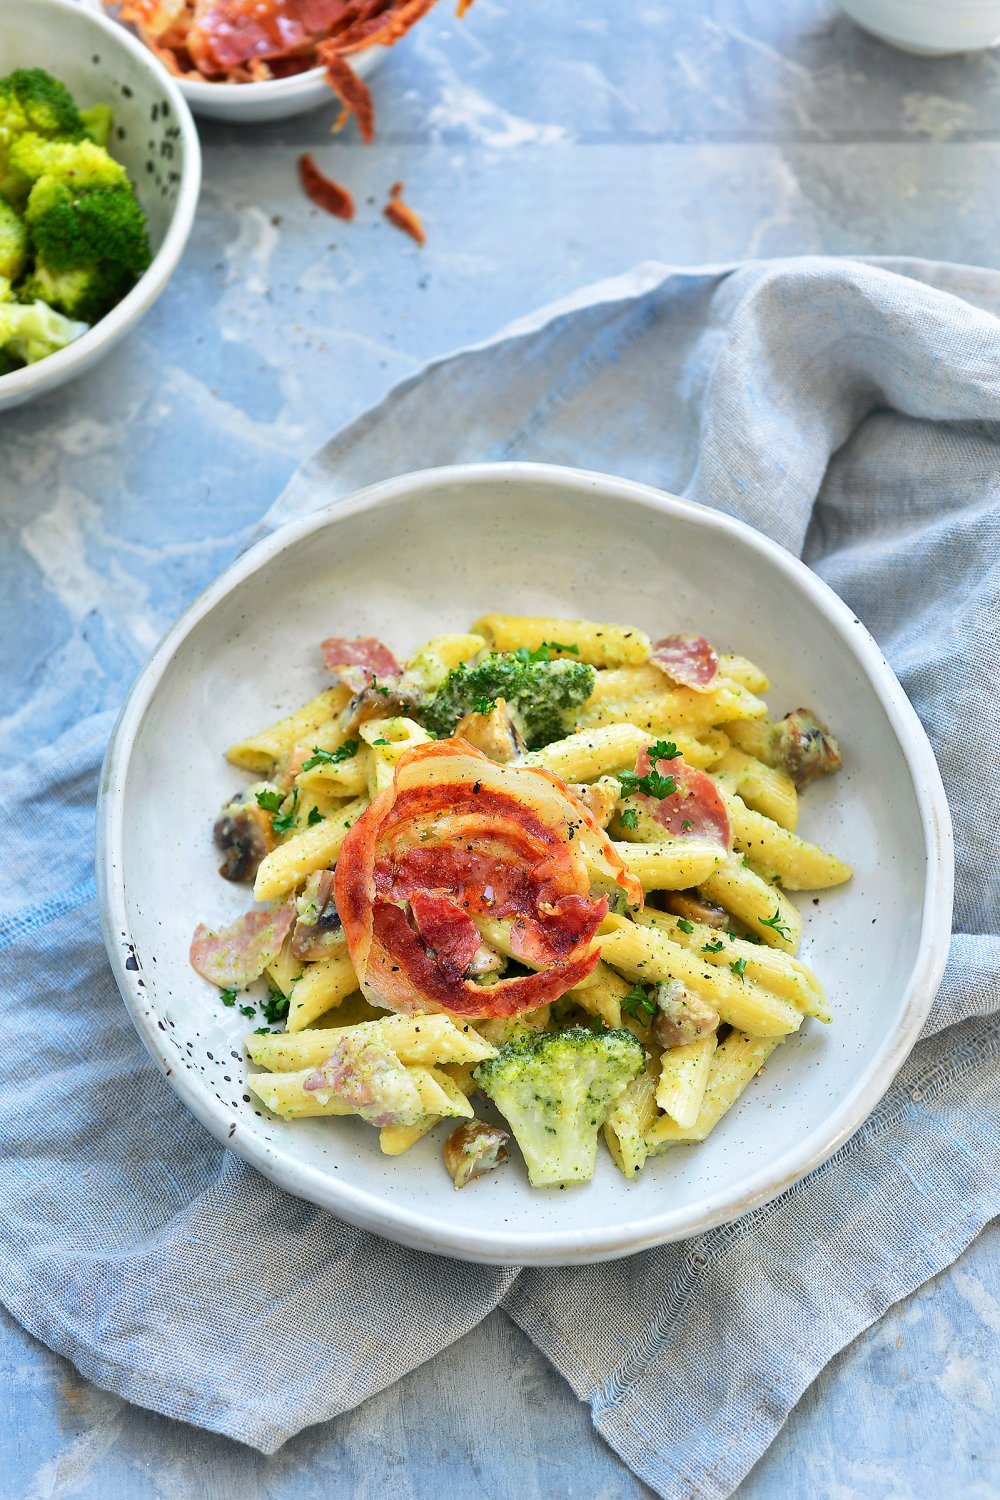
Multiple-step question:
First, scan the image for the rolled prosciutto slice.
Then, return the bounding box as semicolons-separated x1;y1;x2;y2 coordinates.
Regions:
631;743;732;849
335;738;641;1019
650;633;720;692
320;636;402;693
190;900;295;988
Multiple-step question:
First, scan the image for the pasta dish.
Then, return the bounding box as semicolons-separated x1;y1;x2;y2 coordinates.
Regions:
190;615;850;1189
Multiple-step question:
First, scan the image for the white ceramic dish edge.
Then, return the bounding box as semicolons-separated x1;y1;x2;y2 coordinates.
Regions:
97;462;955;1265
0;0;201;412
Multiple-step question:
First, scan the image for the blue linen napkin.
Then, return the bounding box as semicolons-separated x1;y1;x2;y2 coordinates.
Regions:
1;256;997;1499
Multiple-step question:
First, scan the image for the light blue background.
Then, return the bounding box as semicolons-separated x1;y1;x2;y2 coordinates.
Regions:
2;1;997;1493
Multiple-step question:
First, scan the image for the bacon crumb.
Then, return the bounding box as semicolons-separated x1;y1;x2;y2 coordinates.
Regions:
321;51;376;143
298;154;355;220
384;183;426;245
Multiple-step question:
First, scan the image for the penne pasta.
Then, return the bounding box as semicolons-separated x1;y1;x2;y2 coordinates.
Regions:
226;687;349;774
253;797;369;901
472;614;651;668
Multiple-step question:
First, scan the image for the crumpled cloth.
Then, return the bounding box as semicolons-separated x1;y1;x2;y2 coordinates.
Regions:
1;257;997;1500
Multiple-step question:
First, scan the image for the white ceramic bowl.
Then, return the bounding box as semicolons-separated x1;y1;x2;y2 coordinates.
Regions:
95;0;385;123
0;0;201;414
837;0;1000;54
97;463;954;1265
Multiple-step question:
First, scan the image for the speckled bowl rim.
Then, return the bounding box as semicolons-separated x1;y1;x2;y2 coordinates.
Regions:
0;0;201;407
97;462;955;1265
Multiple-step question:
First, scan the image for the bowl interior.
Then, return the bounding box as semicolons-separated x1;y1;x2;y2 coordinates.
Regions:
109;468;940;1262
0;0;187;255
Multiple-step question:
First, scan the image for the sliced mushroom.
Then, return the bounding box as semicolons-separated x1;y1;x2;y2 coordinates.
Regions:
339;678;423;736
569;775;620;829
771;709;842;789
661;890;729;929
291;870;346;961
213;790;277;883
454;696;524;763
443;1118;509;1189
652;979;719;1050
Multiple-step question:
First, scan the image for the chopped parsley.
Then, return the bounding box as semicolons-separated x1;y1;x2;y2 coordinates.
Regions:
512;640;579;665
255;788;284;813
648;739;679;763
218;987;238;1007
681;818;694;832
472;696;498;715
371;737;390;746
618;767;677;800
729;957;748;981
675;917;695;934
702;939;725;954
301;739;359;771
253;1026;272;1035
306;806;324;826
622;983;656;1022
620;807;639;830
759;908;792;941
371;677;392;696
741;854;750;868
239;1003;256;1017
262;989;290;1024
271;788;300;835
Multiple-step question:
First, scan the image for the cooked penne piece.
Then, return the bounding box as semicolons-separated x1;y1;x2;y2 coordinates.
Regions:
598;914;802;1038
286;953;359;1032
613;839;727;891
722;790;852;890
717;653;770;694
646;1031;780;1149
247;1014;497;1071
404;633;486;691
295;747;370;799
360;716;432;796
656;1032;717;1128
226;687;350;774
265;935;302;998
253;797;369;901
578;675;767;733
472;614;651;668
711;747;798;831
699;854;803;953
567;960;632;1029
633;909;828;1020
250;1063;472;1122
604;1046;661;1177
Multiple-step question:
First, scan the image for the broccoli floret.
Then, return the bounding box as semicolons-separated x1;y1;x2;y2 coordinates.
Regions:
422;652;596;749
0;70;84;143
0;296;87;366
2;133;126;208
473;1026;645;1186
17;260;116;323
0;196;27;281
80;103;114;148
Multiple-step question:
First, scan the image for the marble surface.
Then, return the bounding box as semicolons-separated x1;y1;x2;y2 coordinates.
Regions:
2;0;998;1494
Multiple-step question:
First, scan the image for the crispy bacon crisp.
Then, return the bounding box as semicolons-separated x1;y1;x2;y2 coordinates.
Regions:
109;0;475;134
299;153;355;219
334;738;641;1019
384;181;425;245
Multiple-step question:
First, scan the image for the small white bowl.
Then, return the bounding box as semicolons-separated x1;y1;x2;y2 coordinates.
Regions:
0;0;201;414
97;463;954;1265
173;48;384;125
837;0;1000;54
96;1;385;123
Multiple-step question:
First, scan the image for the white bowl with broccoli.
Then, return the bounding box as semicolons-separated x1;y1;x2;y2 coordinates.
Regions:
0;0;200;411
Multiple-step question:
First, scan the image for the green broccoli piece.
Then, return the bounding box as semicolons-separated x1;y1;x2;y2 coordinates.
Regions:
0;196;27;281
2;133;126;208
17;261;113;323
422;652;596;749
473;1026;645;1187
0;296;87;366
0;70;85;143
80;104;114;148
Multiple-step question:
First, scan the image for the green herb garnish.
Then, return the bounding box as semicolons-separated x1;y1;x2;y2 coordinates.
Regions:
219;987;238;1007
301;739;359;771
262;989;290;1025
620;807;639;830
271;788;299;835
306;806;324;826
255;788;284;813
675;917;694;934
702;939;725;954
622;983;656;1022
759;909;792;941
618;768;677;800
239;1003;256;1017
729;957;747;981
